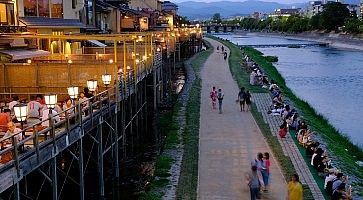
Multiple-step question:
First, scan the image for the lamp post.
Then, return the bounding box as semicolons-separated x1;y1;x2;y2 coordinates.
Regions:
13;103;27;130
102;74;112;89
67;86;79;100
87;79;98;93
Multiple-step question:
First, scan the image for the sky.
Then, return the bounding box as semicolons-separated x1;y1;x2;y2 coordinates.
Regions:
171;0;308;3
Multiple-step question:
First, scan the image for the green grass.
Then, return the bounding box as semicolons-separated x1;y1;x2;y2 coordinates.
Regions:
175;40;213;200
243;47;363;181
209;36;314;199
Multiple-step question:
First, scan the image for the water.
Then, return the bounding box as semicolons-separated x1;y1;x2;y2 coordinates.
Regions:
216;33;363;147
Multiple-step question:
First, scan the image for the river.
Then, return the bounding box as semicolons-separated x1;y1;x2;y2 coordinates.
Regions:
215;33;363;147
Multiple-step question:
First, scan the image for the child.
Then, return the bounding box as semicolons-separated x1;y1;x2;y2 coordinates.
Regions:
210;87;217;109
263;152;271;192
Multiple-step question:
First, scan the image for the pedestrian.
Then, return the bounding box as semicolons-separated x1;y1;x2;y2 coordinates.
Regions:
287;174;303;200
210;86;218;109
221;46;224;52
246;165;261;200
217;88;224;114
245;90;252;111
223;51;227;60
263;152;271;192
237;87;247;112
253;152;266;191
217;46;219;51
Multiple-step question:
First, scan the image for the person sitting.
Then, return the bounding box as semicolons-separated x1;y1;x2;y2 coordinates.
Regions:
250;71;257;85
0;109;12;132
41;107;61;128
2;122;23;144
301;129;312;147
306;142;320;157
63;98;76;123
279;122;288;138
27;96;42;126
332;182;352;200
313;148;329;172
324;169;337;189
8;96;19;114
282;104;291;119
79;92;89;116
297;121;308;132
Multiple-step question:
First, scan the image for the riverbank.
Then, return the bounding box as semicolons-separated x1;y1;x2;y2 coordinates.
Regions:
237;31;363;51
242;46;363;197
208;35;315;199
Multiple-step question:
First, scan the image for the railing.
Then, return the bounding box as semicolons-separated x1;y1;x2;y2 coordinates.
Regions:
0;86;117;169
0;26;27;33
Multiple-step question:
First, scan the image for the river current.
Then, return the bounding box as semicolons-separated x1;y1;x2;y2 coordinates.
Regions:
215;33;363;147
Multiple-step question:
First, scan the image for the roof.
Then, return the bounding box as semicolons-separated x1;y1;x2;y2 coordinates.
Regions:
96;1;116;13
88;40;107;47
19;17;85;29
0;49;50;61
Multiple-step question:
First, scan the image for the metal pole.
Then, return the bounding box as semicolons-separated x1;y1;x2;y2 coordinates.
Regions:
78;104;85;200
51;157;57;200
98;118;104;197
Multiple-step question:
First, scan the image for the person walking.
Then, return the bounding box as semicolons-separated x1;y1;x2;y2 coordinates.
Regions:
223;52;228;60
246;90;252;111
221;46;224;52
263;152;271;192
217;88;224;114
246;165;261;200
210;86;218;109
287;174;303;200
238;87;247;112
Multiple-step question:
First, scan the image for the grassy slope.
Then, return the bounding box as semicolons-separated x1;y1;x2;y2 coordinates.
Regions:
243;47;363;181
210;36;315;199
175;41;213;200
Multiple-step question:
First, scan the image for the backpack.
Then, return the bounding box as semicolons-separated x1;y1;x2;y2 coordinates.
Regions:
325;178;338;196
218;92;224;101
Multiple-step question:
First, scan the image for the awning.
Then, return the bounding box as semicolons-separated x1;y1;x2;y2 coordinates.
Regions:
88;40;107;47
19;17;85;29
0;49;50;61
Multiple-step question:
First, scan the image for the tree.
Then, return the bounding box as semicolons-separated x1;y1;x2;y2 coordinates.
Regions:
320;2;350;31
343;18;363;33
212;13;222;23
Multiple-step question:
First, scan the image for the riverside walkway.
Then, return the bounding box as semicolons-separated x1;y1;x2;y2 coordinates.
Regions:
252;93;325;199
198;38;287;199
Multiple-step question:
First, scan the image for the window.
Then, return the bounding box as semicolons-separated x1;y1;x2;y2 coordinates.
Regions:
0;3;15;25
86;0;94;25
24;0;63;18
51;0;63;18
24;0;37;17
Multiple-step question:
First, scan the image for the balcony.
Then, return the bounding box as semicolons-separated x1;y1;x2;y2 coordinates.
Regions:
0;26;27;33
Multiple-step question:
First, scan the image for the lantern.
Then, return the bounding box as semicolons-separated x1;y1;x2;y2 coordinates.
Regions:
102;74;112;86
67;86;79;99
44;94;58;109
87;79;98;92
13;103;27;122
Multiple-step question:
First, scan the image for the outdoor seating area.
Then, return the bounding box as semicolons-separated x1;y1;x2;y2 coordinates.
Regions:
0;82;117;166
243;54;353;199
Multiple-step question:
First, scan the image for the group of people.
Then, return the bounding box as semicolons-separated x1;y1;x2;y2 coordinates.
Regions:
0;87;94;159
246;152;271;200
216;45;228;60
243;53;354;199
209;86;252;114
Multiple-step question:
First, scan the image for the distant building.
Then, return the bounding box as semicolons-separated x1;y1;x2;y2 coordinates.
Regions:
269;8;302;18
360;0;363;18
307;1;324;17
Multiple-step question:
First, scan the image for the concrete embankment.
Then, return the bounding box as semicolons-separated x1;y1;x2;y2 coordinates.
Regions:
239;31;363;51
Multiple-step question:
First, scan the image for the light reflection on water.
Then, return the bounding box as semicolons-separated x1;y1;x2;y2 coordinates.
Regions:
216;34;363;146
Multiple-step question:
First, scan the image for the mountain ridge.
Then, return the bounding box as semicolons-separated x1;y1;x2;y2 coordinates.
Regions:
177;0;360;20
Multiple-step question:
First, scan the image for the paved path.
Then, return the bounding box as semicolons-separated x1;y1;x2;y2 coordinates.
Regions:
198;38;287;200
252;93;325;199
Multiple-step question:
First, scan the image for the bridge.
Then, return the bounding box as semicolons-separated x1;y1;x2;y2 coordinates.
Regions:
0;30;202;200
202;24;241;33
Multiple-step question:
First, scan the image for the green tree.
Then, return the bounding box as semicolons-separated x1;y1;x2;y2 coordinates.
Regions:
310;14;322;30
212;13;222;23
320;2;350;31
343;18;363;33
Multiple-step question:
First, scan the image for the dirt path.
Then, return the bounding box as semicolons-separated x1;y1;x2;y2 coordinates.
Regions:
197;38;287;200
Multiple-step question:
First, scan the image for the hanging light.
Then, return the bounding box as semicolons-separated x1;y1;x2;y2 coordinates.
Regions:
126;66;131;70
109;59;114;64
102;74;112;86
68;59;73;64
44;94;58;109
67;86;79;99
27;59;32;64
136;59;140;64
156;47;161;52
87;79;98;92
13;103;28;122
